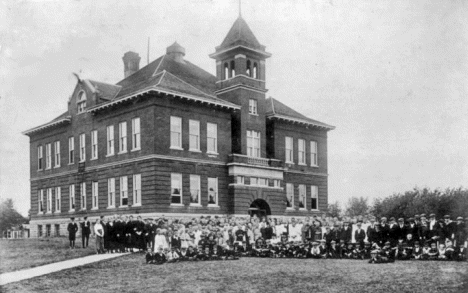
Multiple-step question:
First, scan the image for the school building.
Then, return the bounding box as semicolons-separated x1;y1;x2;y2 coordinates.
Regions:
23;16;335;237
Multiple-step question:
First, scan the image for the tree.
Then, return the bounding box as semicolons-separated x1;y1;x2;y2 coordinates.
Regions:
345;196;369;217
0;199;27;233
327;201;342;218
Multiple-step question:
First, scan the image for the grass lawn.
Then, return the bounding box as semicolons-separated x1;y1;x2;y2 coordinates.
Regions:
1;254;467;293
0;237;96;273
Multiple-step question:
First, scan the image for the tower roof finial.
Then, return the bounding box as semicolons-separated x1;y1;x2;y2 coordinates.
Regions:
239;0;242;17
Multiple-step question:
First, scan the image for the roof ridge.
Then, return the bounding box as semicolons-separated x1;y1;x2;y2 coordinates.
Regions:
155;70;167;87
152;54;166;76
161;71;216;98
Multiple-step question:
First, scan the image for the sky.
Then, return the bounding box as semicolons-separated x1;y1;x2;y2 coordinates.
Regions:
1;0;467;216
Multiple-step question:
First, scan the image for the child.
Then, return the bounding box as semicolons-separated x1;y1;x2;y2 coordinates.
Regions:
412;241;423;260
166;247;180;263
328;240;340;259
422;242;431;260
145;247;155;264
344;243;354;259
444;241;455;260
428;242;439;260
454;243;467;261
179;247;189;261
368;249;381;264
154;246;167;265
318;240;328;258
363;242;372;259
337;239;347;259
380;241;395;262
310;242;321;259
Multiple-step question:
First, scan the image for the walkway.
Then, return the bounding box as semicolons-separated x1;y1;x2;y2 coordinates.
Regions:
0;253;128;286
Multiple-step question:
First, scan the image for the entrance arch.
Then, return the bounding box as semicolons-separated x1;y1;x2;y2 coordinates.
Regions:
248;199;271;218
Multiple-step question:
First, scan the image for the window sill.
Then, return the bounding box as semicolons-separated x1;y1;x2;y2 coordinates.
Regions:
91;207;99;211
45;167;51;170
37;212;44;215
79;160;85;163
249;113;259;116
80;209;87;211
310;165;319;168
311;209;319;211
46;211;52;214
119;205;129;208
131;148;141;152
298;163;307;166
107;206;116;209
54;211;61;214
132;203;142;207
299;208;308;212
189;204;202;207
54;165;61;168
207;204;219;208
170;204;184;207
106;154;114;157
90;157;98;161
189;149;201;153
170;146;184;151
68;163;74;166
118;151;128;155
286;207;295;211
285;161;294;165
68;209;75;213
37;169;43;172
207;152;219;156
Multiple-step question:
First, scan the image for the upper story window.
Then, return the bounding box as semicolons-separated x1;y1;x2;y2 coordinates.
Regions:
189;120;200;152
55;187;61;213
79;133;86;162
170;116;182;149
45;143;52;169
107;125;114;156
285;137;293;163
54;141;60;167
91;130;98;160
207;123;217;154
310;141;318;166
46;188;52;213
107;178;115;208
80;182;86;210
208;177;218;206
120;176;128;207
298;184;306;209
171;173;182;205
298;139;306;165
249;99;257;115
92;181;99;210
253;62;258;79
246;60;251;76
224;63;229;80
77;91;87;114
119;122;127;153
69;184;75;211
38;189;44;213
247;130;260;158
286;183;294;209
133;174;142;206
131;117;141;151
68;137;74;164
230;60;235;77
189;174;201;205
37;145;43;170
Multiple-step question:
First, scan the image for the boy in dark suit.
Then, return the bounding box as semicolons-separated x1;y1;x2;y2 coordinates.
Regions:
67;217;79;249
80;216;91;248
145;247;155;264
354;222;366;247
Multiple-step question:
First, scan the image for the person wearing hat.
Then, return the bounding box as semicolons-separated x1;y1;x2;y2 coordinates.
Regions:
379;241;395;262
310;241;321;259
80;216;91;248
94;217;105;254
318;239;327;258
397;218;407;241
363;241;372;259
368;249;381;264
328;240;340;259
454;216;466;247
380;217;390;246
388;217;399;247
442;215;456;243
354;222;366;247
114;216;125;253
67;217;79;249
427;213;442;244
367;217;378;245
406;217;419;242
340;220;352;244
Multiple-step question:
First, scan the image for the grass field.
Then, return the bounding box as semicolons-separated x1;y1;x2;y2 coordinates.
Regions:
0;238;96;273
1;253;467;293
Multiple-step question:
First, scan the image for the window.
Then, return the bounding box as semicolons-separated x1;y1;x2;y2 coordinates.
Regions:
46;225;51;237
170;116;182;149
224;63;229;80
273;179;280;188
77;91;86;113
54;224;60;237
236;176;244;185
171;173;182;205
38;146;43;170
108;178;115;208
246;60;251;76
247;130;260;158
46;188;52;213
92;181;98;210
38;189;44;213
258;178;268;186
189;175;200;205
311;185;318;210
249;99;257;115
310;141;318;166
189;120;200;151
230;60;235;77
286;183;294;208
133;174;141;206
298;139;306;165
45;143;52;169
208;178;218;206
69;185;75;211
80;182;86;210
207;123;218;153
253;62;258;79
38;225;43;237
91;130;98;159
119;122;127;153
120;176;128;206
250;177;258;185
107;125;114;156
79;133;86;162
298;184;306;209
285;137;293;163
54;141;60;167
55;187;61;213
68;137;74;164
131;117;141;150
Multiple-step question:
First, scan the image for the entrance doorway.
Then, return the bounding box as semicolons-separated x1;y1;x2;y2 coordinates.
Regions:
248;199;271;220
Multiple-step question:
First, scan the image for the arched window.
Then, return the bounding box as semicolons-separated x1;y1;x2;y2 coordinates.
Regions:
224;63;229;80
246;60;251;77
77;91;87;114
230;60;235;77
253;62;258;79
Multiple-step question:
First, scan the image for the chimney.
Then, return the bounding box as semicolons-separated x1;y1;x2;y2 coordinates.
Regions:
122;51;141;78
166;42;185;63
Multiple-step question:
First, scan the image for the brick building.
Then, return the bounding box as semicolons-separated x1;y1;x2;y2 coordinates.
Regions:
23;16;335;237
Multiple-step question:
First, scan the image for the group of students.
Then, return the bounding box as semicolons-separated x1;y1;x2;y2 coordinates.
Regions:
66;212;468;264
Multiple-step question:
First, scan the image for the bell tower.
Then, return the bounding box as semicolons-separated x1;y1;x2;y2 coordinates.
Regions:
210;16;271;156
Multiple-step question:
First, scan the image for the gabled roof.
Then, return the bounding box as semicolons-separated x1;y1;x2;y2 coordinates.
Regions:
218;16;265;51
88;80;121;101
266;97;335;130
